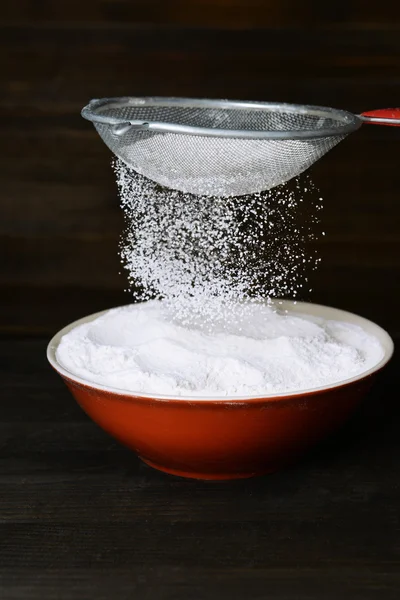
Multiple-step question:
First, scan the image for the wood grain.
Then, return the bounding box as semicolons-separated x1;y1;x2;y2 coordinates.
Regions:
2;25;400;109
1;11;400;334
3;0;400;27
0;338;399;599
1;4;400;599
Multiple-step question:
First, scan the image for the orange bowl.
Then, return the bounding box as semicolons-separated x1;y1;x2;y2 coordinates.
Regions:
47;301;393;480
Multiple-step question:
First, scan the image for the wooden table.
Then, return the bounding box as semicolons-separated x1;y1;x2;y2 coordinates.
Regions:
1;337;399;599
2;1;400;597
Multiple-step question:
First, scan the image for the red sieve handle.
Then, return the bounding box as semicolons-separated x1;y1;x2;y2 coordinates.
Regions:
360;108;400;126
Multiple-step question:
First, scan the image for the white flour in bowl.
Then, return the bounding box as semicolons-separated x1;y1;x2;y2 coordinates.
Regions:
56;301;384;397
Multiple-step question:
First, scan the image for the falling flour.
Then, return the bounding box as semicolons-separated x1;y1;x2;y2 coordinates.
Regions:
57;162;383;397
56;300;384;397
115;162;323;326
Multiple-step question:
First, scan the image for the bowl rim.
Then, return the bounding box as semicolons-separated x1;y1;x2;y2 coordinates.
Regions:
47;300;394;403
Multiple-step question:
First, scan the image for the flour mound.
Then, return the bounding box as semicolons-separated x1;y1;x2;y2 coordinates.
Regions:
56;301;384;398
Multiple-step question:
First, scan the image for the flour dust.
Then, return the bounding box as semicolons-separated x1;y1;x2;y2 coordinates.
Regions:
114;159;323;327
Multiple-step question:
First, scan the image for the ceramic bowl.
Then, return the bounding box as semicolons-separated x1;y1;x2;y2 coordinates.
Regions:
47;301;393;480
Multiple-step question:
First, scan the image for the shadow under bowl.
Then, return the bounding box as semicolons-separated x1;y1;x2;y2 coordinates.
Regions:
47;301;394;480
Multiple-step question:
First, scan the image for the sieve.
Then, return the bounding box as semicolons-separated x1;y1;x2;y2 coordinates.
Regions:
81;97;400;197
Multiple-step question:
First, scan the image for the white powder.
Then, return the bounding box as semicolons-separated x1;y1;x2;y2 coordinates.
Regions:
56;300;384;398
115;162;323;326
58;162;382;397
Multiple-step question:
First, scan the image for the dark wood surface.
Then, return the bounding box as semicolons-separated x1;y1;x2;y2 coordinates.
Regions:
1;1;400;598
1;339;399;599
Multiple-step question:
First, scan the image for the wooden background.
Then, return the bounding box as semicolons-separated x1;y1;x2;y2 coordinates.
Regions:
1;4;400;600
2;0;400;337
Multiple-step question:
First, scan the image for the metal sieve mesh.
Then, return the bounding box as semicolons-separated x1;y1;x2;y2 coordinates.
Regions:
82;97;361;197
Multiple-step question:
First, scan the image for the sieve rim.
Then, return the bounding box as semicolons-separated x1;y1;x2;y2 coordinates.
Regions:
81;97;362;140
